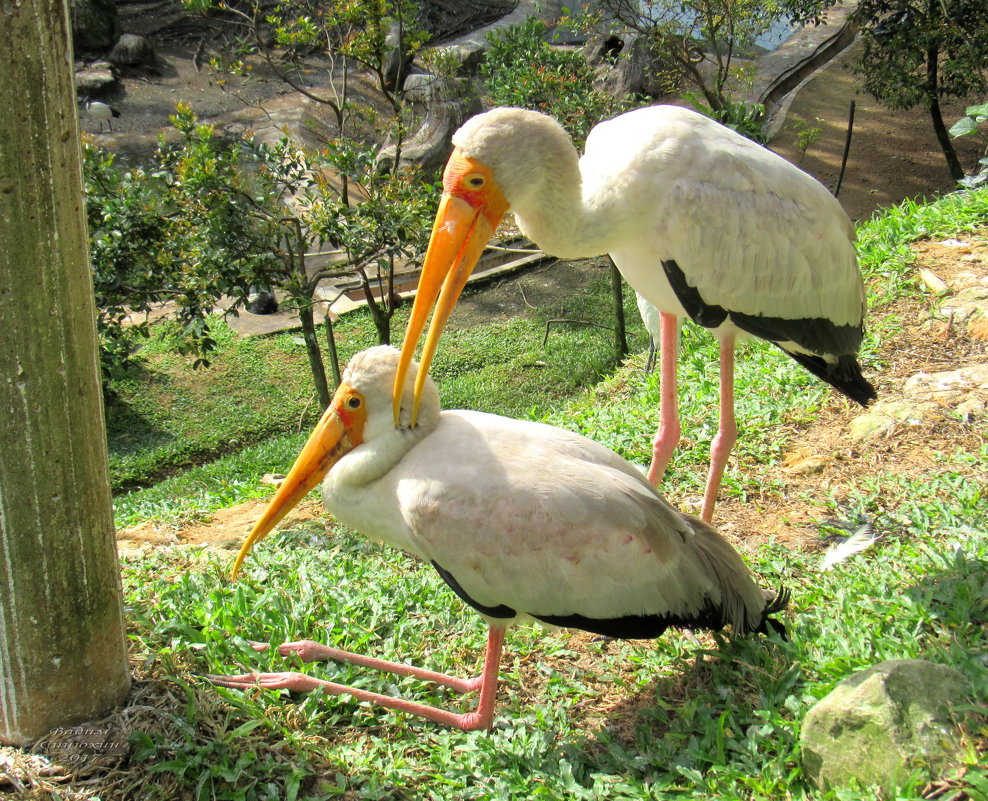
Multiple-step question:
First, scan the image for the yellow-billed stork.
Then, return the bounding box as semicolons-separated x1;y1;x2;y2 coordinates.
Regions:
210;346;788;731
393;106;876;522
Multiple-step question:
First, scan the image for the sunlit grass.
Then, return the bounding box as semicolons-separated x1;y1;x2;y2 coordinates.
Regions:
102;188;988;799
120;509;987;800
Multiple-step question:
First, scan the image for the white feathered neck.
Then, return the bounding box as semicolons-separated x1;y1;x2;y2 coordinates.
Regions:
452;108;616;258
330;346;438;487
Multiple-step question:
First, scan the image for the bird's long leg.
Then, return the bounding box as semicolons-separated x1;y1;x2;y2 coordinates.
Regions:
207;626;507;732
700;335;737;522
646;312;681;486
246;639;481;693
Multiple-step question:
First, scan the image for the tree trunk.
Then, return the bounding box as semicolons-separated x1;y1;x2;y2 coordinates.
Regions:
608;259;628;360
925;43;965;182
299;304;331;408
0;0;130;746
324;312;342;390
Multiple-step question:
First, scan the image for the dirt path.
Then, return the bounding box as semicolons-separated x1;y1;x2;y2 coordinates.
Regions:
768;42;985;223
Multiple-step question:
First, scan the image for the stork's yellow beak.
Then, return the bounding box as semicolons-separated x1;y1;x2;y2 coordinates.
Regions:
394;151;509;427
231;383;366;579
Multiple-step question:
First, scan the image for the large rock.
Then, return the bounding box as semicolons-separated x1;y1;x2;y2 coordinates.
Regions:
71;0;119;52
800;659;972;792
376;76;482;177
108;33;156;68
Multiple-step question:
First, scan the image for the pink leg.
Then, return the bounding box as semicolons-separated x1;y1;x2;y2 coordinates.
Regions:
700;335;737;523
209;626;507;732
646;312;681;486
246;639;481;693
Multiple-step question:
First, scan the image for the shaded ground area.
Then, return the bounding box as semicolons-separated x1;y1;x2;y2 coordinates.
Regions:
768;42;984;223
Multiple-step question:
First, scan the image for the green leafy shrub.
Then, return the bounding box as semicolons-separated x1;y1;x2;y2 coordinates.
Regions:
950;102;988;188
683;92;769;143
480;17;620;146
84;143;171;386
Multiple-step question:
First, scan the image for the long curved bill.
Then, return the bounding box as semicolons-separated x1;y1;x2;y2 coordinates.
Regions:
230;404;349;580
393;157;509;428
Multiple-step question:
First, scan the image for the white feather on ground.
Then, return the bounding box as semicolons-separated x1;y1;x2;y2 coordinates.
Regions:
819;522;880;570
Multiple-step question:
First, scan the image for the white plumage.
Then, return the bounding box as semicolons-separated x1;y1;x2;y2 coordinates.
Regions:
84;99;121;132
213;346;787;731
394;105;876;522
637;292;663;372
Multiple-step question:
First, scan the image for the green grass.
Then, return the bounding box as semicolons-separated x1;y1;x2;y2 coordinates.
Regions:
856;187;988;305
119;507;987;800
98;187;988;800
106;322;324;490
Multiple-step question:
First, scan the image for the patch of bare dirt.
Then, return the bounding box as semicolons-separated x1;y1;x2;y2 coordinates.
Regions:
116;497;325;555
707;230;988;553
769;42;986;224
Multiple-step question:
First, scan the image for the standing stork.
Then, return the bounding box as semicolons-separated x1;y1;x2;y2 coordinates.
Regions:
83;99;121;133
210;346;788;731
393;106;876;522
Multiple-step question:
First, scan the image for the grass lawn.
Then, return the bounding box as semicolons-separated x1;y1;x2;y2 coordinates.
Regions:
108;261;648;527
16;189;987;800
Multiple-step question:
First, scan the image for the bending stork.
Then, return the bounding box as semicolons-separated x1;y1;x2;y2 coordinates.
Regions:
393;106;876;522
211;346;787;731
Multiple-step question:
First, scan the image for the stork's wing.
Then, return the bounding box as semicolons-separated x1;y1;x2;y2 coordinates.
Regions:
394;411;742;626
584;106;866;334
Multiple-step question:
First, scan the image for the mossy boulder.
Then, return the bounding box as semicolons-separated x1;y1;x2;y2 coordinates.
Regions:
800;659;972;792
71;0;119;52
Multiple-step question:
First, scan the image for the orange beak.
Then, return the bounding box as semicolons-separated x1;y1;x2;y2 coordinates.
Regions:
393;151;509;427
230;383;365;579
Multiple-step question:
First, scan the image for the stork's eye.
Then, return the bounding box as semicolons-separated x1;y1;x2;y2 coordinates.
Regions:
347;396;362;409
466;174;485;189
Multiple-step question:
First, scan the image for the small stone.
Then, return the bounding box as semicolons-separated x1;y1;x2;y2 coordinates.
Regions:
968;316;988;342
918;268;948;294
902;364;988;406
955;396;986;419
849;399;938;441
260;473;286;487
785;455;831;475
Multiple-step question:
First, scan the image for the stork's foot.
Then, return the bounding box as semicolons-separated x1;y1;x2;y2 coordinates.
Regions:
247;638;340;662
205;670;494;731
208;670;326;693
246;638;482;693
207;627;508;731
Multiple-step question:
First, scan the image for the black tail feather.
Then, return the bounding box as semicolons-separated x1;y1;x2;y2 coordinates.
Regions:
781;349;876;407
755;586;791;640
